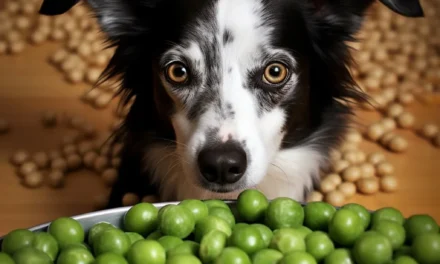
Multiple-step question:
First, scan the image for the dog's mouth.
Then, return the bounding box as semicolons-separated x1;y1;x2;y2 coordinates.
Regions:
197;179;248;193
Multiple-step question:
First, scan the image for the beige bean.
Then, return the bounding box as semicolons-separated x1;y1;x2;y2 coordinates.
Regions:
319;177;336;194
83;151;98;169
94;156;109;172
10;150;29;166
63;144;77;156
376;162;394;177
342;150;358;164
18;162;38;178
380;175;398;193
419;124;439;140
332;160;350;174
47;170;65;188
67;154;82;170
329;149;341;162
386;103;404;118
324;191;346;207
51;158;68;172
396;112;415;129
326;173;342;186
48;150;62;160
23;172;44;189
379;132;397;146
388;137;408;153
345;131;363;144
380;118;396;132
366;123;385;141
342;166;361;182
337;182;357;198
33;152;50;169
102;168;118;186
141;195;159;203
9;41;26;55
94;93;113;109
122;193;140;206
367;152;386;165
356;178;379;195
66;68;85;84
359;163;376;178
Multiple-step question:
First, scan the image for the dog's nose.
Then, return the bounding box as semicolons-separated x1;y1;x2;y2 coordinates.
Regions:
197;141;247;184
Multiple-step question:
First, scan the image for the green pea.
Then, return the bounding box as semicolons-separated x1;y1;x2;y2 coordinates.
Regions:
251;249;283;264
214;247;251;264
1;229;35;255
228;225;265;255
87;222;115;247
166;254;202;264
123;203;159;236
251;224;273;248
0;252;14;264
94;252;129;264
304;202;337;231
179;199;209;223
93;228;130;256
269;228;306;254
168;241;200;257
157;236;184;252
12;246;52;264
209;207;236;228
56;246;94;264
125;232;144;245
194;215;232;242
126;240;166;264
236;189;269;223
199;230;227;263
159;205;195;239
32;232;59;261
48;217;85;249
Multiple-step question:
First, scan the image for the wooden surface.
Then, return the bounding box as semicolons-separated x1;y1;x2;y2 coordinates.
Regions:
0;43;439;237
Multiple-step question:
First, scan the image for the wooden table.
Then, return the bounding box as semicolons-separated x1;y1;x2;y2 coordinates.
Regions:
0;43;439;237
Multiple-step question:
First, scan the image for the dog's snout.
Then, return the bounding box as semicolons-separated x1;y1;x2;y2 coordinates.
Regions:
198;141;247;184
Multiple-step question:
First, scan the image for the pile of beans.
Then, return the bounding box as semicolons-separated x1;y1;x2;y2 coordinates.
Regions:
308;130;398;206
1;189;440;264
0;0;119;109
307;0;440;205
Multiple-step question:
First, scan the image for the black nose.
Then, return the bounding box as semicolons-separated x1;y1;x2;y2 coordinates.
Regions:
197;141;247;184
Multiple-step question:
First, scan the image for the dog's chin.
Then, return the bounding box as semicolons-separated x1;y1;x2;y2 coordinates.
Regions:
197;178;251;194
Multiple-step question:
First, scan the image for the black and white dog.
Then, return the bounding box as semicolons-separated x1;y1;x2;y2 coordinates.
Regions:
40;0;423;208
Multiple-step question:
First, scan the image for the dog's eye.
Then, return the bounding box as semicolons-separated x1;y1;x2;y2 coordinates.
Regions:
166;62;189;84
263;63;288;85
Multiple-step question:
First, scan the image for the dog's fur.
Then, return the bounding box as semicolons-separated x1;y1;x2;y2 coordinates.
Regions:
40;0;424;208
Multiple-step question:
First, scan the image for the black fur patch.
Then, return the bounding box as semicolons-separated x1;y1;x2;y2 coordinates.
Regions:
222;29;233;45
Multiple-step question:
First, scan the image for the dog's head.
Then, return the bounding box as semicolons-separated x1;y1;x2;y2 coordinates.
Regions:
41;0;423;194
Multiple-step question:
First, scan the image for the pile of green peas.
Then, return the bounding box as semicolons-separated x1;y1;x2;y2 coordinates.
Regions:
1;189;440;264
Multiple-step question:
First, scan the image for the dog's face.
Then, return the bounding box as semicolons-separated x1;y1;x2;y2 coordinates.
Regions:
39;0;424;197
158;0;304;192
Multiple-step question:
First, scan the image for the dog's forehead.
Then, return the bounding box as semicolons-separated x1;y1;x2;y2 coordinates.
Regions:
159;0;308;61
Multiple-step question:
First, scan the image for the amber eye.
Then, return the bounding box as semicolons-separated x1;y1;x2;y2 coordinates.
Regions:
166;62;189;84
263;63;288;85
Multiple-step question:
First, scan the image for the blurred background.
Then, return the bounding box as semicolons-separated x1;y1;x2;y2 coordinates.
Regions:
0;0;439;236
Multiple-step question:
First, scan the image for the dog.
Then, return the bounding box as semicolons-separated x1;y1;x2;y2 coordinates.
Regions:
40;0;424;208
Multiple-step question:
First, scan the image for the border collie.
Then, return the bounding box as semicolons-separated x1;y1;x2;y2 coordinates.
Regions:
39;0;424;208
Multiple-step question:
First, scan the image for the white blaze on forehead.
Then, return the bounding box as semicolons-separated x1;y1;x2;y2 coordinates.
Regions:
214;0;274;140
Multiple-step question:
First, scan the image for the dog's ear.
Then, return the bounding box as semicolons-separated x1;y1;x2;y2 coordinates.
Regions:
310;0;424;36
379;0;424;18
